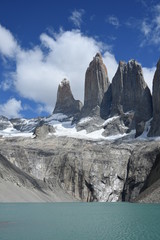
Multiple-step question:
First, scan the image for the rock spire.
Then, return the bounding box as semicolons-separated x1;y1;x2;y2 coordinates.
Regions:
53;78;82;115
83;53;110;113
111;60;152;136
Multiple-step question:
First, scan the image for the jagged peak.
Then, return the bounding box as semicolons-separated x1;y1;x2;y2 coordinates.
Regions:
128;59;141;67
119;60;126;65
59;78;70;87
95;52;102;58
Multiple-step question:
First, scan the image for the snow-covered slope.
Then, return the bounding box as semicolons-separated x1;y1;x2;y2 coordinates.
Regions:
0;114;136;141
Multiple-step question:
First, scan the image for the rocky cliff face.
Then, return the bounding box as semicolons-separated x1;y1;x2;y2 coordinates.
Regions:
0;136;160;202
82;53;110;116
148;60;160;136
111;60;152;136
112;60;152;118
53;79;82;116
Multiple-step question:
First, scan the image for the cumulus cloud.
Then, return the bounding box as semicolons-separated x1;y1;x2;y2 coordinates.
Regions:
12;30;106;111
0;24;117;113
0;98;22;118
0;24;19;57
106;15;120;28
69;9;85;28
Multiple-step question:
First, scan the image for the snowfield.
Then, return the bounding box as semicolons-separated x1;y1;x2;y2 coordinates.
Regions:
0;113;156;141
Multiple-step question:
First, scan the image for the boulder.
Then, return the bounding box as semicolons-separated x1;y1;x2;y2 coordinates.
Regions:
34;124;55;139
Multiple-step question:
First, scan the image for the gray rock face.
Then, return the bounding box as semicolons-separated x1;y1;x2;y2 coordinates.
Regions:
10;118;42;132
148;60;160;136
1;136;160;203
0;152;76;202
34;124;55;139
123;142;160;202
0;116;12;130
83;53;110;114
102;111;135;137
100;84;112;119
111;60;153;135
53;79;82;116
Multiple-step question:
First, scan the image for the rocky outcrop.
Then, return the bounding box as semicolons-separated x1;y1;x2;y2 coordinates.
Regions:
111;60;152;136
148;60;160;136
53;79;82;116
34;124;55;139
82;53;110;116
0;116;12;130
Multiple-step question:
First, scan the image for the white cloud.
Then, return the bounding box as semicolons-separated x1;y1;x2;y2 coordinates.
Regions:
69;9;85;28
0;23;133;115
0;98;22;118
140;4;160;46
12;30;104;109
142;67;156;93
0;24;19;57
106;15;120;28
141;20;151;36
103;52;118;81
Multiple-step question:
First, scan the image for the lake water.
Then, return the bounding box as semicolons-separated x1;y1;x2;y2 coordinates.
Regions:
0;203;160;240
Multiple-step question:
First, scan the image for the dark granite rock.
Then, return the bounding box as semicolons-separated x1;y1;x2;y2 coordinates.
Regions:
53;79;82;116
111;60;153;135
100;84;112;119
83;53;110;114
148;60;160;136
135;121;145;138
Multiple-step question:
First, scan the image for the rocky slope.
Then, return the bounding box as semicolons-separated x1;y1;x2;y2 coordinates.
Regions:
0;150;76;202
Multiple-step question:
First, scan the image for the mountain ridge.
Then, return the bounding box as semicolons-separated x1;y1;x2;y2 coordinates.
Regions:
0;53;160;203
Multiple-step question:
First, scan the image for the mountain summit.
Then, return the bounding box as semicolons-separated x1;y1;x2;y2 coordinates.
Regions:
53;78;82;116
83;53;110;114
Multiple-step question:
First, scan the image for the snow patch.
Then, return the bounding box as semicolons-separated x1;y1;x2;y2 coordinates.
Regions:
0;127;33;138
102;116;119;127
79;117;92;124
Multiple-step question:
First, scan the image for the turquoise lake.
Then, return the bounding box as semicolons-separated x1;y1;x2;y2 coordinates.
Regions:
0;203;160;240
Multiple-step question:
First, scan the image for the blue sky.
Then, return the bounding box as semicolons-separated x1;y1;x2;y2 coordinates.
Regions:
0;0;159;119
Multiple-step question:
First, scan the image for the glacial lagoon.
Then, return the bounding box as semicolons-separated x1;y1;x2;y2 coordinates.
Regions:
0;203;160;240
